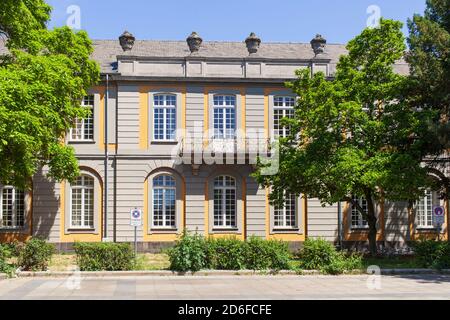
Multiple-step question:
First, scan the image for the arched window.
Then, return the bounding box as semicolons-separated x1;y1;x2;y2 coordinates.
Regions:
274;96;295;138
0;186;25;228
153;94;177;141
213;95;236;139
274;193;297;228
152;175;176;227
351;195;369;229
213;175;236;228
416;189;434;228
70;175;94;228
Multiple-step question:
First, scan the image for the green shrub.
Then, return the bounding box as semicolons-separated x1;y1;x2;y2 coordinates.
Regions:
18;238;55;271
413;239;450;269
74;242;134;271
298;238;363;274
245;237;291;271
207;237;247;270
0;244;15;275
298;238;337;270
168;231;207;272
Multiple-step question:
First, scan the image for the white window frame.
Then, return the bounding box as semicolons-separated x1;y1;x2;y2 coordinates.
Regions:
69;175;95;229
152;175;177;228
274;192;298;229
351;196;369;229
273;96;295;138
153;94;177;142
70;95;95;142
0;186;25;229
213;95;236;140
213;175;237;229
416;189;434;229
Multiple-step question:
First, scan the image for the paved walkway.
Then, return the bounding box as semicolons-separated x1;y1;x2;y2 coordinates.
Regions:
1;274;450;300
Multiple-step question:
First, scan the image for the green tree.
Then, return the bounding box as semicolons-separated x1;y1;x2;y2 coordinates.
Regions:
0;0;100;189
254;20;434;255
406;0;450;201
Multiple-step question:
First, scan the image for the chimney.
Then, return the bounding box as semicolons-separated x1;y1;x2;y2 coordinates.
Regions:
310;34;326;56
119;31;135;52
245;32;261;55
187;32;203;54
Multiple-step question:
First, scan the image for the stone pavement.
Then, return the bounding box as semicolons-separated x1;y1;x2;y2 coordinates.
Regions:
0;274;450;300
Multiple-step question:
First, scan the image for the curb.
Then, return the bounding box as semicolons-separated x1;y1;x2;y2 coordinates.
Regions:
15;269;450;278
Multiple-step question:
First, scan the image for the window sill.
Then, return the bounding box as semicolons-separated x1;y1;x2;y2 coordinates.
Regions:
416;227;438;232
211;227;239;233
0;227;26;232
68;140;96;145
272;227;300;233
67;228;95;232
151;141;179;145
350;227;370;231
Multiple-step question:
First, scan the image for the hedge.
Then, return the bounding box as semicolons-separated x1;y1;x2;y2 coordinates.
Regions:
73;242;135;271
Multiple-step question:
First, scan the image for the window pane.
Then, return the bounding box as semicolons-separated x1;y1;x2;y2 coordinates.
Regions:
351;196;368;228
153;189;164;227
71;189;82;227
213;95;235;139
154;95;176;141
1;188;13;227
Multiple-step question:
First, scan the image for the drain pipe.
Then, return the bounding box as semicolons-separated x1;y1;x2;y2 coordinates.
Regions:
337;200;343;250
103;74;109;241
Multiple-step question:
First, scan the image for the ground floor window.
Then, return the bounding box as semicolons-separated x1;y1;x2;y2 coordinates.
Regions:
416;189;434;228
351;195;368;229
70;175;94;228
213;175;236;228
152;175;176;228
274;193;297;228
0;186;25;228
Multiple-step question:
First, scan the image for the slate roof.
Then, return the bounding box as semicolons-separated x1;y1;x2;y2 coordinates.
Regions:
0;38;409;75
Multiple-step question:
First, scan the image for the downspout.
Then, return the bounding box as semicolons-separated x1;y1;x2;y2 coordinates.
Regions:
337;201;343;250
103;74;109;241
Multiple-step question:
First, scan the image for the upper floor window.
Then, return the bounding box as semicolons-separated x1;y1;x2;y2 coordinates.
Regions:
70;175;94;229
0;186;25;228
351;195;368;229
213;95;236;139
152;175;176;228
274;193;297;228
154;94;176;141
213;175;236;228
416;189;434;228
274;96;295;138
70;95;94;141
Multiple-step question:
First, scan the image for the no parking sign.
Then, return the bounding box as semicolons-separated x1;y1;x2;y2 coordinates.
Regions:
130;208;142;226
433;206;445;230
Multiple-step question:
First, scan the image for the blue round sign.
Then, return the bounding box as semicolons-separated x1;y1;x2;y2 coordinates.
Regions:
132;209;141;218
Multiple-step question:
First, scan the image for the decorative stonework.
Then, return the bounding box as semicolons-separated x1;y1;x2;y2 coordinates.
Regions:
245;32;261;55
119;31;135;51
187;32;203;54
310;34;326;56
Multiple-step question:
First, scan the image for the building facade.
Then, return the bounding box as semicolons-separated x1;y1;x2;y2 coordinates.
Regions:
0;32;448;251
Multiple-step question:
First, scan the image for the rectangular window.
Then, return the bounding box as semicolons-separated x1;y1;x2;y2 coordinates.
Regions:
351;196;369;229
213;176;237;228
416;190;434;228
213;95;236;139
152;175;176;228
70;95;94;141
153;94;177;141
274;193;297;228
0;186;25;228
274;96;295;138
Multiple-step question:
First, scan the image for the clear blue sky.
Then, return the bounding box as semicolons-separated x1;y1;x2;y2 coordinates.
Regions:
46;0;426;44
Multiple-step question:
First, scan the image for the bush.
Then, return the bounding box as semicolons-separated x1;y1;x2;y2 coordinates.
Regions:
0;244;15;275
245;237;291;271
74;242;134;271
206;237;246;270
298;238;363;274
168;232;292;272
18;238;55;271
168;231;207;272
413;239;450;269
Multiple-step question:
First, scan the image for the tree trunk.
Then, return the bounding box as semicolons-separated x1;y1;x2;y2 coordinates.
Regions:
365;193;378;256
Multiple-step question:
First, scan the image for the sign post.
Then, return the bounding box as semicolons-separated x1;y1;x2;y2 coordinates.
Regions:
130;208;142;257
433;206;445;241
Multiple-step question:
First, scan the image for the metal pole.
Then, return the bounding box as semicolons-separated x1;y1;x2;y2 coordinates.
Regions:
104;74;109;241
134;226;137;258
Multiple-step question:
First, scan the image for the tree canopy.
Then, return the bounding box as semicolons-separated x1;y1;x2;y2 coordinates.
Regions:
254;19;436;254
0;0;100;189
